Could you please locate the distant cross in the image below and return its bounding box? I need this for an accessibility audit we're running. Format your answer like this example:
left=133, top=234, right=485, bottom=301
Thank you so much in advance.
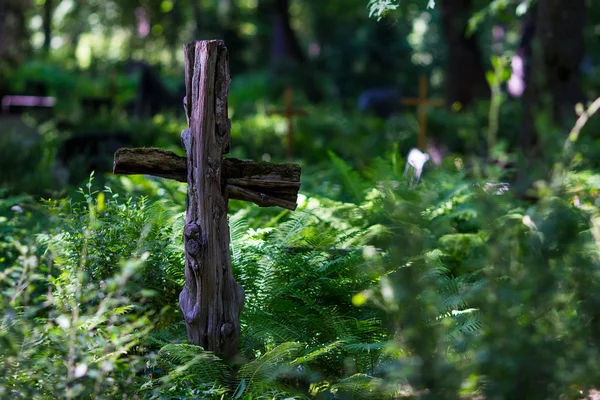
left=113, top=40, right=301, bottom=360
left=401, top=74, right=445, bottom=151
left=268, top=85, right=308, bottom=159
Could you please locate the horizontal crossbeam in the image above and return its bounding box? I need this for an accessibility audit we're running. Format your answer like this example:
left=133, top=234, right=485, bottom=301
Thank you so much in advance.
left=401, top=98, right=445, bottom=107
left=113, top=147, right=301, bottom=210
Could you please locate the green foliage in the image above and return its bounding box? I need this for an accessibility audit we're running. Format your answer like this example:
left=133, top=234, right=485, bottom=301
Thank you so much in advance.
left=231, top=204, right=386, bottom=357
left=39, top=177, right=185, bottom=328
left=0, top=191, right=155, bottom=399
left=0, top=118, right=60, bottom=196
left=3, top=0, right=600, bottom=398
left=2, top=144, right=600, bottom=399
left=367, top=0, right=436, bottom=21
left=142, top=193, right=390, bottom=398
left=467, top=0, right=534, bottom=35
left=339, top=154, right=600, bottom=398
left=0, top=192, right=36, bottom=266
left=5, top=60, right=138, bottom=114
left=367, top=0, right=400, bottom=21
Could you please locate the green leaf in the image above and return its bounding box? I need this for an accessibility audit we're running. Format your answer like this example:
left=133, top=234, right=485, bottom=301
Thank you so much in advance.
left=233, top=378, right=247, bottom=399
left=486, top=71, right=497, bottom=87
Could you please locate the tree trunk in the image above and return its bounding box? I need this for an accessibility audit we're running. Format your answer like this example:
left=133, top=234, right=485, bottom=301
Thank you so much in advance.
left=536, top=0, right=585, bottom=125
left=267, top=0, right=305, bottom=67
left=514, top=0, right=585, bottom=196
left=0, top=0, right=30, bottom=68
left=43, top=0, right=53, bottom=54
left=520, top=0, right=585, bottom=156
left=179, top=41, right=244, bottom=360
left=517, top=9, right=538, bottom=155
left=260, top=0, right=323, bottom=101
left=439, top=0, right=490, bottom=108
left=0, top=0, right=5, bottom=63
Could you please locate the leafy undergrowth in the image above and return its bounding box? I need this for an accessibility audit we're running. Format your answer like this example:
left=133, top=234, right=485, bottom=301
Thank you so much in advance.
left=1, top=149, right=600, bottom=398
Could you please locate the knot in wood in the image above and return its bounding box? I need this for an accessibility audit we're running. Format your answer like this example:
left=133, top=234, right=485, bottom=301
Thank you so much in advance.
left=184, top=222, right=204, bottom=257
left=185, top=238, right=202, bottom=257
left=221, top=322, right=234, bottom=337
left=184, top=222, right=201, bottom=239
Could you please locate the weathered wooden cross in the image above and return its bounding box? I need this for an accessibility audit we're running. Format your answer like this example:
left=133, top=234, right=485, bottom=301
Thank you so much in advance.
left=401, top=74, right=445, bottom=151
left=113, top=40, right=301, bottom=360
left=268, top=85, right=308, bottom=159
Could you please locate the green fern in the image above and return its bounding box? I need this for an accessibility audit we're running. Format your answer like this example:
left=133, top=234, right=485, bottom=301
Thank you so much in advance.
left=328, top=373, right=390, bottom=399
left=158, top=344, right=231, bottom=383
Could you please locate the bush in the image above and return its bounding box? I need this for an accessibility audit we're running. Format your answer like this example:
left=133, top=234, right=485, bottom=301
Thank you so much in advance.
left=40, top=178, right=185, bottom=328
left=0, top=188, right=155, bottom=399
left=348, top=156, right=600, bottom=399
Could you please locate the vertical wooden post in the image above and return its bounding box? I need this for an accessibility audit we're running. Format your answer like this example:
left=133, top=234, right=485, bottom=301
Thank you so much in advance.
left=268, top=85, right=308, bottom=160
left=417, top=75, right=428, bottom=151
left=179, top=40, right=244, bottom=360
left=401, top=75, right=445, bottom=151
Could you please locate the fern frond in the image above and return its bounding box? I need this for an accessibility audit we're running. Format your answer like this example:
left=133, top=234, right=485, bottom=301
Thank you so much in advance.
left=328, top=373, right=388, bottom=400
left=157, top=343, right=231, bottom=385
left=328, top=151, right=370, bottom=203
left=272, top=212, right=314, bottom=246
left=145, top=322, right=187, bottom=348
left=229, top=210, right=251, bottom=244
left=292, top=340, right=345, bottom=366
left=238, top=342, right=302, bottom=387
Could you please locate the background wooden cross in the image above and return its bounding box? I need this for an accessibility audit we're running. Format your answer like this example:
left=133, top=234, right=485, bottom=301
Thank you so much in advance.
left=113, top=40, right=301, bottom=360
left=268, top=85, right=309, bottom=159
left=401, top=74, right=445, bottom=151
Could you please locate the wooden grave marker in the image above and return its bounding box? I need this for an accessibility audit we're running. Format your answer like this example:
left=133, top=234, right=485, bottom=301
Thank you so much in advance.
left=268, top=85, right=308, bottom=159
left=113, top=40, right=301, bottom=360
left=401, top=74, right=445, bottom=151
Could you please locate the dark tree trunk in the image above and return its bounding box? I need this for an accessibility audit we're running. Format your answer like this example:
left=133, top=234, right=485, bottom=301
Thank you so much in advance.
left=538, top=0, right=586, bottom=122
left=535, top=0, right=585, bottom=124
left=268, top=0, right=305, bottom=66
left=439, top=0, right=490, bottom=108
left=520, top=0, right=585, bottom=156
left=43, top=0, right=53, bottom=54
left=0, top=0, right=4, bottom=32
left=0, top=0, right=30, bottom=68
left=0, top=0, right=5, bottom=62
left=515, top=0, right=585, bottom=196
left=518, top=9, right=538, bottom=155
left=260, top=0, right=323, bottom=101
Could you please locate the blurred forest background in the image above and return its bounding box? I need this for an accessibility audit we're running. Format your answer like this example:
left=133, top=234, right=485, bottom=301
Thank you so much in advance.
left=1, top=0, right=600, bottom=399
